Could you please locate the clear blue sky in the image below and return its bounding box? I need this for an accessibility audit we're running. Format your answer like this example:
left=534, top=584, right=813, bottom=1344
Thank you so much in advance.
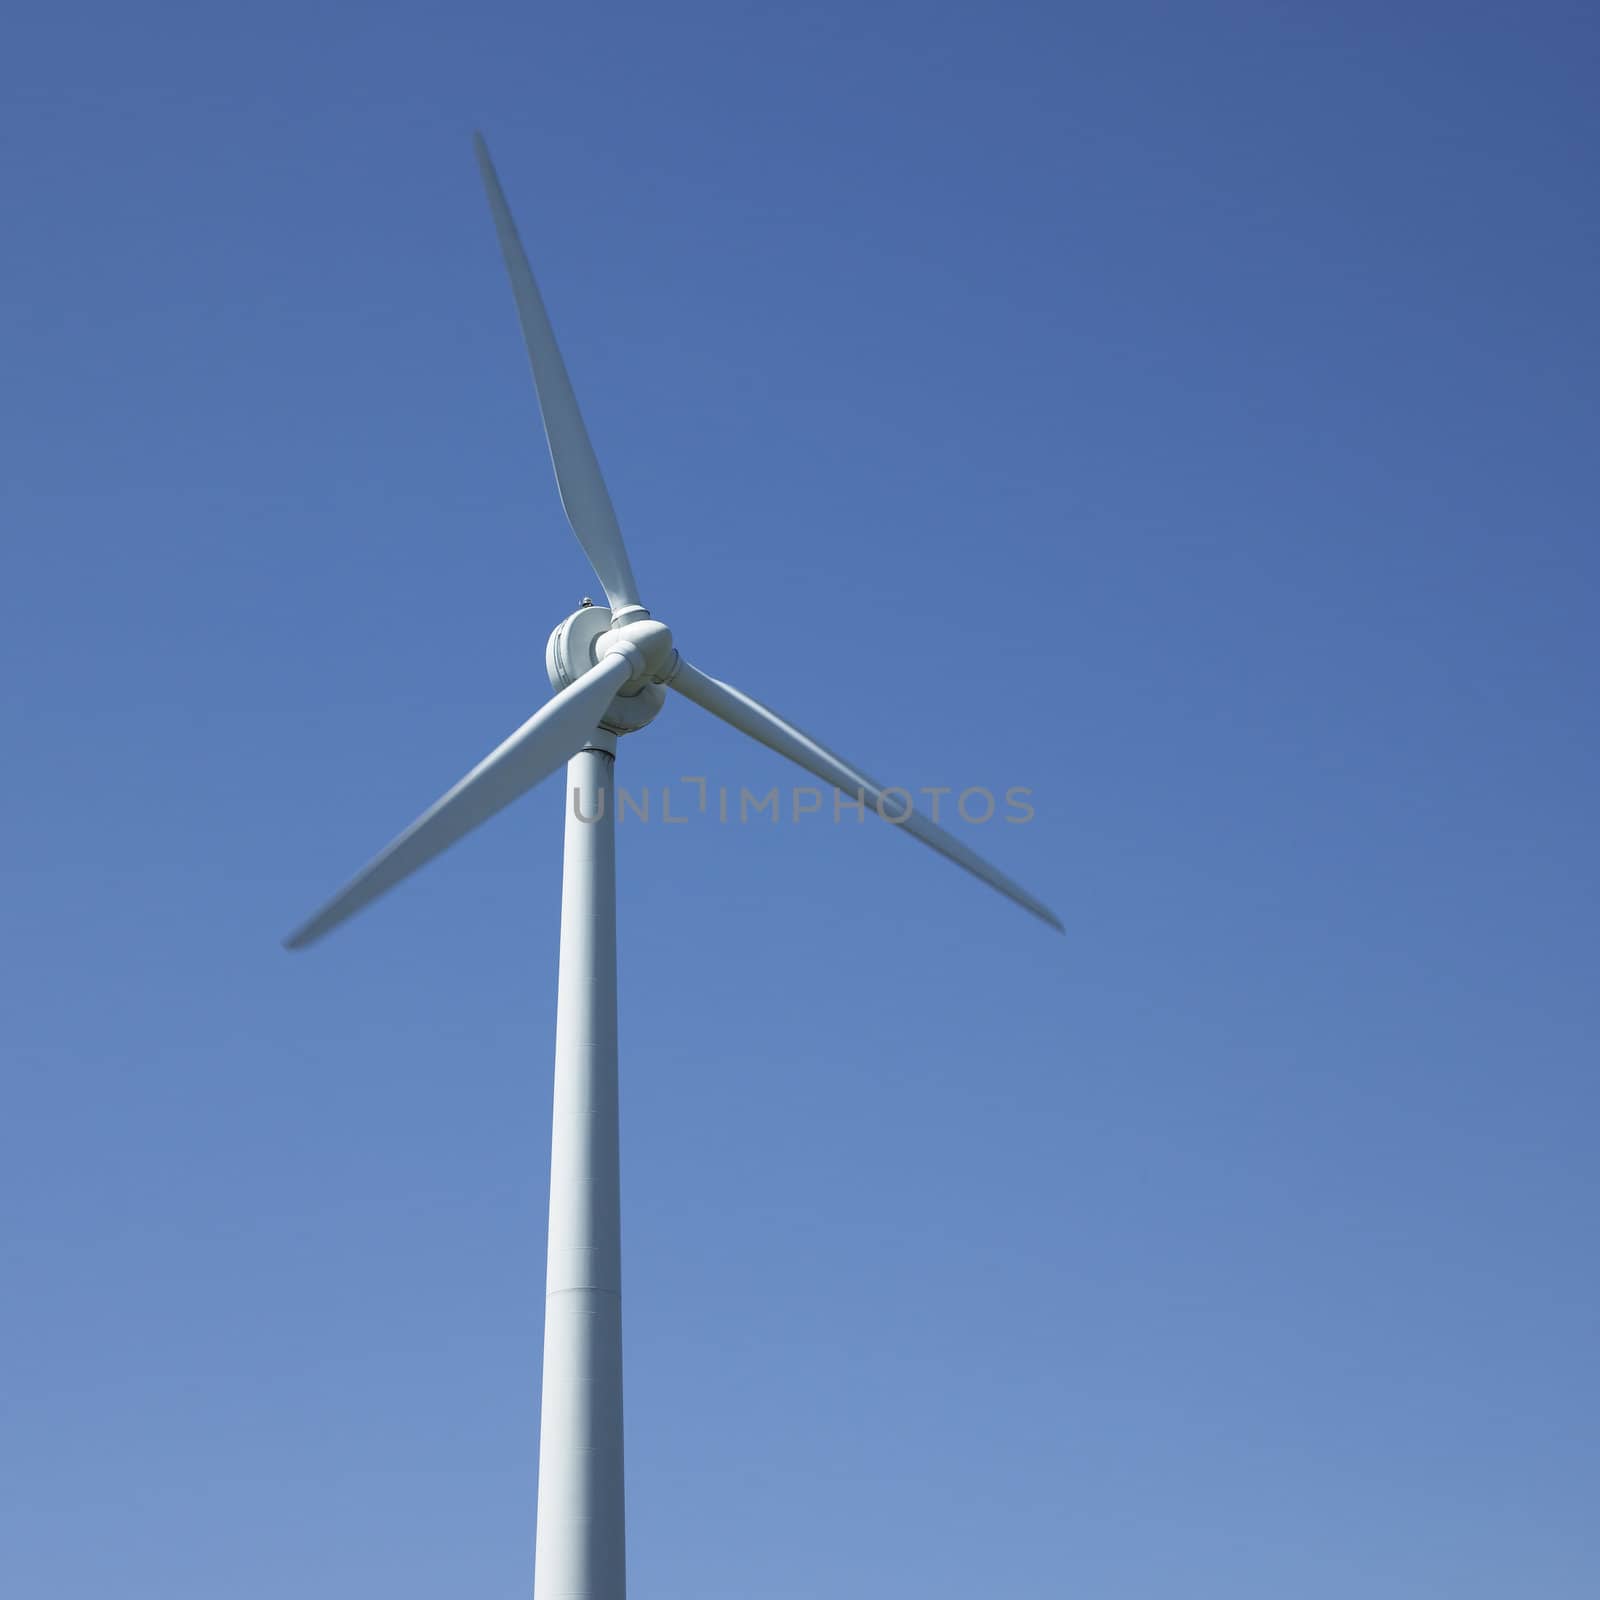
left=4, top=3, right=1596, bottom=1595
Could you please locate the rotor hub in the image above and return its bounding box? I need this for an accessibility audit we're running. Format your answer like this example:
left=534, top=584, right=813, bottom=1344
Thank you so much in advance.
left=546, top=604, right=673, bottom=736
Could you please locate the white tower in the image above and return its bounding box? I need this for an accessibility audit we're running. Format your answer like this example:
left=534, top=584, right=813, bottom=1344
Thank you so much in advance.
left=536, top=738, right=626, bottom=1599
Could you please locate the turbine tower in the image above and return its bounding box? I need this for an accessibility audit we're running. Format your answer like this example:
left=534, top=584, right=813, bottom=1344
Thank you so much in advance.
left=286, top=133, right=1061, bottom=1600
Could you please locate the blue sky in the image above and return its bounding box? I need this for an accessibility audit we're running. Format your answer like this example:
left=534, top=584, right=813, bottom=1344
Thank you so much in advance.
left=4, top=2, right=1596, bottom=1595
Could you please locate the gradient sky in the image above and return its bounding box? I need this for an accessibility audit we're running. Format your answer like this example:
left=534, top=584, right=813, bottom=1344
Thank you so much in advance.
left=4, top=3, right=1597, bottom=1596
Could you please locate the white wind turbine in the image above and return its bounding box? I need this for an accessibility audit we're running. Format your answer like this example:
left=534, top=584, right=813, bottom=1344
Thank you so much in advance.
left=286, top=133, right=1061, bottom=1600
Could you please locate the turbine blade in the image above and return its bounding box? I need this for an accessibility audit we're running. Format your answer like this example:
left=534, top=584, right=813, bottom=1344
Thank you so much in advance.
left=667, top=658, right=1063, bottom=932
left=285, top=654, right=633, bottom=950
left=473, top=132, right=642, bottom=612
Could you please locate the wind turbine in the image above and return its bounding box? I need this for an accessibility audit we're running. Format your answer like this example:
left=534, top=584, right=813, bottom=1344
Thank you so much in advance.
left=286, top=133, right=1061, bottom=1600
